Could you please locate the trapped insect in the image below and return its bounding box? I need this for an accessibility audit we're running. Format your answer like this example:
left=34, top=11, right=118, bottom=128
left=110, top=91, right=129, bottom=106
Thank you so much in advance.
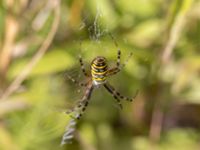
left=61, top=37, right=138, bottom=145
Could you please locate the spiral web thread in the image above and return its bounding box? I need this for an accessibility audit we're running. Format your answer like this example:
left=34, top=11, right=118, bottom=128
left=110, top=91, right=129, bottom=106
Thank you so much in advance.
left=61, top=117, right=77, bottom=145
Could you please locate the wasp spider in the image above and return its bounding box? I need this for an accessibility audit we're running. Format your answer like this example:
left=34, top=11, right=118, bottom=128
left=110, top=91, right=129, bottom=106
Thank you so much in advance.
left=61, top=38, right=138, bottom=145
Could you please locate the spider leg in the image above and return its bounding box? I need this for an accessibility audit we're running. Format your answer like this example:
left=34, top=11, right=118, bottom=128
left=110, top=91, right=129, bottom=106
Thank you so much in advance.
left=62, top=83, right=93, bottom=145
left=66, top=74, right=88, bottom=87
left=104, top=82, right=138, bottom=102
left=79, top=55, right=90, bottom=77
left=106, top=67, right=120, bottom=76
left=106, top=34, right=133, bottom=77
left=121, top=52, right=133, bottom=68
left=106, top=52, right=133, bottom=76
left=73, top=82, right=94, bottom=120
left=108, top=33, right=121, bottom=67
left=104, top=82, right=123, bottom=109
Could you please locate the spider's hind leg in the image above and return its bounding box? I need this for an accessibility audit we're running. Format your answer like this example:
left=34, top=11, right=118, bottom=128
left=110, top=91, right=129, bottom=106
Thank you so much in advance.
left=104, top=82, right=138, bottom=105
left=104, top=82, right=123, bottom=109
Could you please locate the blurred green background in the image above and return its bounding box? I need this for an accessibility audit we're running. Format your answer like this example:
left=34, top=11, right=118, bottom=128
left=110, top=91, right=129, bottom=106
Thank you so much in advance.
left=0, top=0, right=200, bottom=150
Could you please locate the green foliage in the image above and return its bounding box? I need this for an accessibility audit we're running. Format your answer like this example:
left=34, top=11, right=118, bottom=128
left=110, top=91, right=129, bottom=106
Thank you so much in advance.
left=0, top=0, right=200, bottom=150
left=8, top=49, right=74, bottom=79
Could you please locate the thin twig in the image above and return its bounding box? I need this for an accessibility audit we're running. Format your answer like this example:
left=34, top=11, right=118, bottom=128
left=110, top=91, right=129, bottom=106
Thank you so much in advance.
left=0, top=0, right=61, bottom=101
left=161, top=14, right=185, bottom=65
left=161, top=0, right=194, bottom=65
left=0, top=0, right=19, bottom=76
left=149, top=103, right=163, bottom=142
left=0, top=99, right=29, bottom=116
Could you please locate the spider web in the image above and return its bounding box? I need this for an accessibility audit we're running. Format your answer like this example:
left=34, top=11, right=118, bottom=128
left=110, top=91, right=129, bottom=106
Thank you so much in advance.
left=61, top=9, right=119, bottom=145
left=61, top=12, right=103, bottom=145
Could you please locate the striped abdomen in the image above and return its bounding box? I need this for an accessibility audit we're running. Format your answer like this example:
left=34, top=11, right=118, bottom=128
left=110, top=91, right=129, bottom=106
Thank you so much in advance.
left=91, top=56, right=108, bottom=85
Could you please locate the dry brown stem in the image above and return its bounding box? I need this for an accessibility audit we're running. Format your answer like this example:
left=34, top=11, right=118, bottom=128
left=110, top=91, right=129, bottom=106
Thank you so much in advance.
left=0, top=0, right=61, bottom=101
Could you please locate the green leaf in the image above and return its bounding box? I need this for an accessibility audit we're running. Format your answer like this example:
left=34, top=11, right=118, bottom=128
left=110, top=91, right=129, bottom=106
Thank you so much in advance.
left=8, top=49, right=75, bottom=79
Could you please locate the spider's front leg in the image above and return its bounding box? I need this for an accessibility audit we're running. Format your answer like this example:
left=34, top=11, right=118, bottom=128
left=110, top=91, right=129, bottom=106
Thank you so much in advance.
left=62, top=82, right=93, bottom=145
left=106, top=49, right=121, bottom=76
left=71, top=82, right=94, bottom=120
left=106, top=35, right=133, bottom=77
left=106, top=51, right=133, bottom=76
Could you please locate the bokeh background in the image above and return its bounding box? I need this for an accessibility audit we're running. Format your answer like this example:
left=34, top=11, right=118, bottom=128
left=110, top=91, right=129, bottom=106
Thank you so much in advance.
left=0, top=0, right=200, bottom=150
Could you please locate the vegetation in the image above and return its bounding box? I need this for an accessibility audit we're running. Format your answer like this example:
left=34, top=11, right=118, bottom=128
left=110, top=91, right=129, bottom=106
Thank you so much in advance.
left=0, top=0, right=200, bottom=150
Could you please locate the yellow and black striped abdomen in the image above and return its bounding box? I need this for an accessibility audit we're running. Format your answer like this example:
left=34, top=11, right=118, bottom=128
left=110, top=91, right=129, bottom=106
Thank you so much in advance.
left=91, top=56, right=108, bottom=85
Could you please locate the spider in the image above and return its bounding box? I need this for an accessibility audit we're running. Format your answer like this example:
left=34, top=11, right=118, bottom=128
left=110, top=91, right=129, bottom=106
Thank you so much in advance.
left=61, top=37, right=138, bottom=145
left=66, top=38, right=138, bottom=120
